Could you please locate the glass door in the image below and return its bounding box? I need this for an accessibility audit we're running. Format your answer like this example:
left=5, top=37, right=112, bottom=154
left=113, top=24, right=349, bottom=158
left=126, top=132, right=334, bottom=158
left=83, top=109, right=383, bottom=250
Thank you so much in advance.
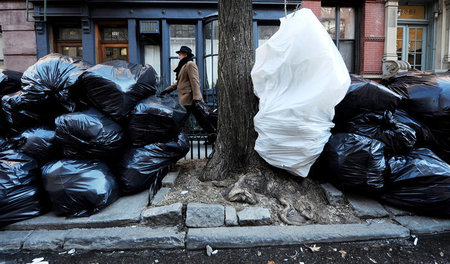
left=397, top=25, right=426, bottom=70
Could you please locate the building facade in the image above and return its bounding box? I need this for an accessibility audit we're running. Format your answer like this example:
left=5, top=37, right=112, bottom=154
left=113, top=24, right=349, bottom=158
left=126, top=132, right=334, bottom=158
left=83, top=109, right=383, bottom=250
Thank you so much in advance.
left=0, top=0, right=449, bottom=84
left=302, top=0, right=450, bottom=78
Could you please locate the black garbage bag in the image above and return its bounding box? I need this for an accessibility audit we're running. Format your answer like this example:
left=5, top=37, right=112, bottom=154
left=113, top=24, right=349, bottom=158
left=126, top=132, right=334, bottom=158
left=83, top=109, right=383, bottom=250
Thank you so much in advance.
left=2, top=91, right=56, bottom=134
left=42, top=159, right=119, bottom=217
left=334, top=75, right=402, bottom=123
left=55, top=108, right=124, bottom=159
left=21, top=53, right=91, bottom=112
left=11, top=128, right=58, bottom=164
left=193, top=100, right=217, bottom=134
left=323, top=133, right=387, bottom=192
left=0, top=69, right=22, bottom=96
left=0, top=136, right=12, bottom=151
left=80, top=61, right=157, bottom=121
left=128, top=95, right=186, bottom=146
left=382, top=71, right=450, bottom=162
left=118, top=133, right=190, bottom=194
left=392, top=109, right=438, bottom=150
left=0, top=150, right=45, bottom=227
left=338, top=111, right=416, bottom=155
left=380, top=148, right=450, bottom=217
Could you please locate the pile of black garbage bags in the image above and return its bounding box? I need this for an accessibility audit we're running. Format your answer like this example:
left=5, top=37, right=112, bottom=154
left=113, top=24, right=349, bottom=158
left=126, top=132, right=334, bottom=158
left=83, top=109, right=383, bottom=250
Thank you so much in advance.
left=317, top=72, right=450, bottom=217
left=0, top=54, right=189, bottom=226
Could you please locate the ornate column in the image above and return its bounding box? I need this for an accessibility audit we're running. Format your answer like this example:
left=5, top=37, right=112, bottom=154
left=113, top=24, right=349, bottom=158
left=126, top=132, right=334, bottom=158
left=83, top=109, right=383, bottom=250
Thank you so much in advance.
left=382, top=0, right=407, bottom=77
left=443, top=0, right=450, bottom=69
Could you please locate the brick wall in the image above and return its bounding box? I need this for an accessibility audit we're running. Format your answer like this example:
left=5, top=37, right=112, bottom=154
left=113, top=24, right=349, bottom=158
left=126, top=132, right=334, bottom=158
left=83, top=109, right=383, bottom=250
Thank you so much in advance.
left=0, top=1, right=37, bottom=72
left=301, top=0, right=321, bottom=20
left=360, top=1, right=385, bottom=76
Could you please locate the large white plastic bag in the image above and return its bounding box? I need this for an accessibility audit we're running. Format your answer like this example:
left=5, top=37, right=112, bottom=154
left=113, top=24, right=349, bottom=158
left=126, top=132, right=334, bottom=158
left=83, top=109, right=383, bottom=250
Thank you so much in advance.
left=251, top=9, right=350, bottom=177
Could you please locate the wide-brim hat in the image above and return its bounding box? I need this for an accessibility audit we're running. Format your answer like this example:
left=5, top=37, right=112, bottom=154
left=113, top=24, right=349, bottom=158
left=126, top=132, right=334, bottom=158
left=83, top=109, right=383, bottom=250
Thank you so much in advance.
left=176, top=46, right=194, bottom=56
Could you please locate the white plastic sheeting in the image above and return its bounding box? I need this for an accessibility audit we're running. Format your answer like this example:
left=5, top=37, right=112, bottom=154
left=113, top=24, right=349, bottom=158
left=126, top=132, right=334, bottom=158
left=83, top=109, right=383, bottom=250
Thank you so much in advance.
left=251, top=9, right=350, bottom=177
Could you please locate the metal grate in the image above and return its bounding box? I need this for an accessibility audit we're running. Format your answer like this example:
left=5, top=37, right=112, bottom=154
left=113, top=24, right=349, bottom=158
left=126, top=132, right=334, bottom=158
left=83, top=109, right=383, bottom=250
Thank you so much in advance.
left=140, top=20, right=160, bottom=34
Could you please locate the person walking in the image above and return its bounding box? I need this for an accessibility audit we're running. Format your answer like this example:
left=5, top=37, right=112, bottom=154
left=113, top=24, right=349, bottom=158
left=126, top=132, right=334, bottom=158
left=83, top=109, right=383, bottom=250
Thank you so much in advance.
left=160, top=46, right=216, bottom=142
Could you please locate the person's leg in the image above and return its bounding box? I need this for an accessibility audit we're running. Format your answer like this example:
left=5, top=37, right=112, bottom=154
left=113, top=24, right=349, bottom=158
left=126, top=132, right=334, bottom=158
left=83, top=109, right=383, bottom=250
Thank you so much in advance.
left=181, top=105, right=193, bottom=133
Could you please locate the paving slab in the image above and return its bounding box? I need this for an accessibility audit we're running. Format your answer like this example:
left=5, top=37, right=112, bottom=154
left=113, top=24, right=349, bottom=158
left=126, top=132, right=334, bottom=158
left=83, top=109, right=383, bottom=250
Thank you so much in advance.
left=347, top=194, right=389, bottom=218
left=141, top=203, right=183, bottom=226
left=150, top=187, right=171, bottom=206
left=186, top=203, right=224, bottom=228
left=394, top=216, right=450, bottom=234
left=237, top=207, right=272, bottom=226
left=225, top=206, right=238, bottom=226
left=186, top=223, right=410, bottom=249
left=383, top=205, right=412, bottom=216
left=0, top=230, right=33, bottom=251
left=64, top=227, right=185, bottom=250
left=320, top=183, right=345, bottom=205
left=4, top=191, right=148, bottom=230
left=162, top=170, right=180, bottom=187
left=22, top=230, right=68, bottom=250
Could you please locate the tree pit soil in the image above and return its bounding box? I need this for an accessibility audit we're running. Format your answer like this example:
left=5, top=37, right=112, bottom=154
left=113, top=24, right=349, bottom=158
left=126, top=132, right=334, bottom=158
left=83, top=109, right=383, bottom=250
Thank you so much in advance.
left=156, top=160, right=363, bottom=226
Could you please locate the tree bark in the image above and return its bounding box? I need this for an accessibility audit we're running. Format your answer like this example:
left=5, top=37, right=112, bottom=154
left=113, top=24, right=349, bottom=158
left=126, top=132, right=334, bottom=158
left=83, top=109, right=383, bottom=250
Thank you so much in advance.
left=201, top=0, right=262, bottom=181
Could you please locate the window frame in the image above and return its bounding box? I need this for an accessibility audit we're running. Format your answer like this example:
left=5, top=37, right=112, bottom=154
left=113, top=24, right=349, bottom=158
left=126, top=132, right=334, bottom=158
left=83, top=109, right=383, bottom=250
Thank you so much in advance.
left=321, top=2, right=360, bottom=74
left=53, top=25, right=83, bottom=59
left=95, top=21, right=129, bottom=63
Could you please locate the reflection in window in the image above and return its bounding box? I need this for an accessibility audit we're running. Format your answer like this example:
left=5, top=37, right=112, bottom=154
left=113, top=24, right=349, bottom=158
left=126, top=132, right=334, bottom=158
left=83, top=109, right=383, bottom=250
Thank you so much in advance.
left=169, top=24, right=196, bottom=84
left=62, top=46, right=83, bottom=58
left=101, top=27, right=128, bottom=41
left=55, top=26, right=83, bottom=59
left=104, top=47, right=128, bottom=61
left=203, top=20, right=218, bottom=107
left=321, top=6, right=356, bottom=73
left=258, top=25, right=279, bottom=46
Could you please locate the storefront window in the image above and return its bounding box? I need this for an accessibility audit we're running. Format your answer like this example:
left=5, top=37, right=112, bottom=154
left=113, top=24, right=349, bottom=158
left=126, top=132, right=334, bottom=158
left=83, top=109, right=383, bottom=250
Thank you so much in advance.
left=97, top=23, right=128, bottom=63
left=169, top=24, right=196, bottom=84
left=321, top=6, right=356, bottom=73
left=258, top=25, right=279, bottom=46
left=55, top=26, right=83, bottom=58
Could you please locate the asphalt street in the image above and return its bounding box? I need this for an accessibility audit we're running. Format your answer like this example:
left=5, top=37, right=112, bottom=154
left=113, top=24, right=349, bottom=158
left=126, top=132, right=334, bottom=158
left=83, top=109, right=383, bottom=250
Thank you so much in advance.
left=1, top=234, right=449, bottom=264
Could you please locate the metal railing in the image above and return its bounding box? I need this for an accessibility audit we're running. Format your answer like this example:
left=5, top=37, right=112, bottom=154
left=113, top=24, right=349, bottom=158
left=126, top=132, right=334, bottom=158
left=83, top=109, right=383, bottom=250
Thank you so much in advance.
left=185, top=133, right=214, bottom=160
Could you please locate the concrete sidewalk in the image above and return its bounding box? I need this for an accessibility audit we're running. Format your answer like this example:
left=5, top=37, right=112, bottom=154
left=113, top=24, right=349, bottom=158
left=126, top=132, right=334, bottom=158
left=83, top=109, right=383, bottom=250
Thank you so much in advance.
left=1, top=171, right=449, bottom=252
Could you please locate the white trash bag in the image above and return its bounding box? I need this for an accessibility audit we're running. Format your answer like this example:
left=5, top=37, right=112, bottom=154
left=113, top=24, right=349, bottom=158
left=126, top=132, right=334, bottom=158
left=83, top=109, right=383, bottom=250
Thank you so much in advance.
left=251, top=9, right=350, bottom=177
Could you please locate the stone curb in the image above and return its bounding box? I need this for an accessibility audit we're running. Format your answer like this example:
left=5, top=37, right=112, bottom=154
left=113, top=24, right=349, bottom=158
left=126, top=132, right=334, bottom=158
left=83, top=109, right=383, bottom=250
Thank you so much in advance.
left=186, top=223, right=410, bottom=250
left=0, top=227, right=185, bottom=252
left=2, top=220, right=449, bottom=252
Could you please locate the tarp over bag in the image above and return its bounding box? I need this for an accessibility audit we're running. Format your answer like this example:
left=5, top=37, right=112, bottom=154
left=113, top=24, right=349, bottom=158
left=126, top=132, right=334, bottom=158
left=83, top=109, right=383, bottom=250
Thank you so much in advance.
left=80, top=61, right=157, bottom=121
left=380, top=148, right=450, bottom=217
left=0, top=150, right=45, bottom=227
left=41, top=159, right=119, bottom=217
left=118, top=133, right=190, bottom=194
left=251, top=9, right=350, bottom=177
left=128, top=95, right=186, bottom=146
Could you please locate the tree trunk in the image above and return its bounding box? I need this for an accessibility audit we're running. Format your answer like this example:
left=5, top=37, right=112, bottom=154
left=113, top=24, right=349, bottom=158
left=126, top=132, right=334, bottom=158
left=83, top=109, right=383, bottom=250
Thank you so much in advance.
left=201, top=0, right=263, bottom=181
